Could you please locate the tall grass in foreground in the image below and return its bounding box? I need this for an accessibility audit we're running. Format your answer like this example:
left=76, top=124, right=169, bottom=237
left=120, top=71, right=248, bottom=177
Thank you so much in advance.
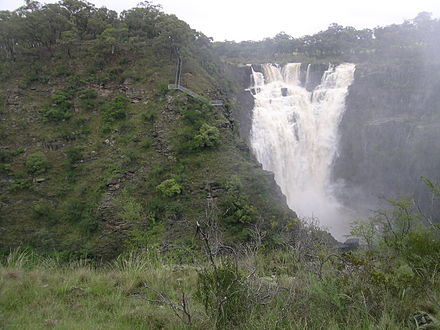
left=1, top=243, right=439, bottom=329
left=2, top=194, right=440, bottom=329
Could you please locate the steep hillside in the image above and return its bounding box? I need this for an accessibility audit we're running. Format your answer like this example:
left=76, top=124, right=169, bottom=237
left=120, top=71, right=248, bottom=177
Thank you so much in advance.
left=0, top=1, right=299, bottom=260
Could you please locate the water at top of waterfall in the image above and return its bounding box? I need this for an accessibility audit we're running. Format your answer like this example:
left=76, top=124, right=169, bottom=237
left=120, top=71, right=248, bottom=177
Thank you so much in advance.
left=250, top=63, right=355, bottom=240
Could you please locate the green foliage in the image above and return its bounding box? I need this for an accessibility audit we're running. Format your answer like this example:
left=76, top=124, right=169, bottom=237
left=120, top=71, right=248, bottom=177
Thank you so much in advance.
left=156, top=178, right=182, bottom=197
left=0, top=92, right=5, bottom=113
left=41, top=90, right=73, bottom=122
left=98, top=27, right=128, bottom=55
left=127, top=217, right=166, bottom=248
left=67, top=75, right=85, bottom=91
left=222, top=180, right=256, bottom=225
left=78, top=88, right=99, bottom=111
left=66, top=146, right=83, bottom=164
left=25, top=152, right=49, bottom=175
left=61, top=198, right=98, bottom=233
left=157, top=81, right=169, bottom=95
left=193, top=123, right=220, bottom=149
left=140, top=136, right=152, bottom=150
left=196, top=259, right=251, bottom=328
left=142, top=109, right=157, bottom=122
left=402, top=229, right=440, bottom=271
left=65, top=146, right=83, bottom=181
left=10, top=177, right=32, bottom=192
left=0, top=147, right=24, bottom=173
left=373, top=197, right=422, bottom=252
left=117, top=190, right=144, bottom=223
left=421, top=176, right=440, bottom=198
left=101, top=96, right=129, bottom=123
left=349, top=219, right=379, bottom=249
left=32, top=202, right=57, bottom=224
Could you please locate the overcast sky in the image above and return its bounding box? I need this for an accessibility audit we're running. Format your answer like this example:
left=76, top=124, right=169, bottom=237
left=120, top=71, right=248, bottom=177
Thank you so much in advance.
left=2, top=0, right=440, bottom=41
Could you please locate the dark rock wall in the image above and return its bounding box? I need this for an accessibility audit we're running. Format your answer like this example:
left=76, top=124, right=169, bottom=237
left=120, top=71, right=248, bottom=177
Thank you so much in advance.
left=230, top=65, right=255, bottom=142
left=333, top=61, right=440, bottom=215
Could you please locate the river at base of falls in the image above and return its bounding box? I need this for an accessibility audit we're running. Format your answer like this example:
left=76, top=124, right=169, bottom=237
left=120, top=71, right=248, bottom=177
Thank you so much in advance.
left=250, top=63, right=356, bottom=240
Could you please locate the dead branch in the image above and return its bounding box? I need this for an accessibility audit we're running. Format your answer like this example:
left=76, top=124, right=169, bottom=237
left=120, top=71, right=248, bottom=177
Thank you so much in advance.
left=130, top=283, right=192, bottom=325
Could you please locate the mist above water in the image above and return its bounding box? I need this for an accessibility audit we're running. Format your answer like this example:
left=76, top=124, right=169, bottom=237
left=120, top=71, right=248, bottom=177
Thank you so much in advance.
left=250, top=63, right=356, bottom=240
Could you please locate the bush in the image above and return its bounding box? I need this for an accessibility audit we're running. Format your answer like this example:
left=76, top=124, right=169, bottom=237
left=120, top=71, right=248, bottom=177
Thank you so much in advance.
left=193, top=123, right=220, bottom=149
left=67, top=75, right=85, bottom=90
left=143, top=109, right=157, bottom=122
left=156, top=179, right=182, bottom=197
left=25, top=152, right=49, bottom=175
left=62, top=198, right=98, bottom=233
left=41, top=90, right=73, bottom=122
left=196, top=259, right=251, bottom=328
left=222, top=181, right=256, bottom=225
left=78, top=88, right=99, bottom=111
left=32, top=203, right=57, bottom=223
left=66, top=146, right=83, bottom=164
left=101, top=96, right=129, bottom=123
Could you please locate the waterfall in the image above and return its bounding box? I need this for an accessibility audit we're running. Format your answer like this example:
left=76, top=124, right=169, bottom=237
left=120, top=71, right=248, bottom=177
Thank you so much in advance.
left=305, top=63, right=311, bottom=89
left=250, top=62, right=356, bottom=239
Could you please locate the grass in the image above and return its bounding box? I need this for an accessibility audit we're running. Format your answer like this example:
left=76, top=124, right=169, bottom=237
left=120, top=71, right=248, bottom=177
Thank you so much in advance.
left=2, top=218, right=440, bottom=330
left=1, top=249, right=200, bottom=329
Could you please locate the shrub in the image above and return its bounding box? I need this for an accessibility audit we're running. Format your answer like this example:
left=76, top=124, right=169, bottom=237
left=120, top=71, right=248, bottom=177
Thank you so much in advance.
left=62, top=198, right=98, bottom=233
left=41, top=90, right=73, bottom=122
left=32, top=203, right=57, bottom=223
left=143, top=109, right=157, bottom=122
left=196, top=259, right=251, bottom=328
left=193, top=123, right=220, bottom=149
left=222, top=181, right=256, bottom=225
left=10, top=177, right=32, bottom=191
left=0, top=147, right=24, bottom=173
left=67, top=75, right=85, bottom=91
left=156, top=179, right=182, bottom=197
left=101, top=96, right=129, bottom=123
left=78, top=88, right=99, bottom=111
left=66, top=146, right=83, bottom=164
left=25, top=152, right=49, bottom=175
left=118, top=198, right=144, bottom=223
left=157, top=81, right=169, bottom=95
left=140, top=136, right=152, bottom=150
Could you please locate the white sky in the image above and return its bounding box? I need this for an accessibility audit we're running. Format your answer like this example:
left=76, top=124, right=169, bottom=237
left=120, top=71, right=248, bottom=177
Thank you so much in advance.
left=1, top=0, right=440, bottom=41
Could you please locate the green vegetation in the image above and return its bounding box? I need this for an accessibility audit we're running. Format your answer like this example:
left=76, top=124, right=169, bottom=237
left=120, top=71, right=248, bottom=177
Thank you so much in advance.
left=2, top=194, right=440, bottom=329
left=0, top=0, right=257, bottom=260
left=156, top=179, right=182, bottom=197
left=1, top=1, right=440, bottom=328
left=25, top=151, right=49, bottom=175
left=101, top=96, right=129, bottom=123
left=214, top=12, right=440, bottom=64
left=41, top=90, right=73, bottom=122
left=193, top=123, right=220, bottom=149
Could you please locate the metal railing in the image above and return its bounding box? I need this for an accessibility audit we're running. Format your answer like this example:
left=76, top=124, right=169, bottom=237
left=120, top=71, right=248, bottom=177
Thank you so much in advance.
left=168, top=84, right=224, bottom=106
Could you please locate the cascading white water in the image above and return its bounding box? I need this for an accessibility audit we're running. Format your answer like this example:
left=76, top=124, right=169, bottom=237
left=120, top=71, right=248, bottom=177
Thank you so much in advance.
left=250, top=63, right=356, bottom=239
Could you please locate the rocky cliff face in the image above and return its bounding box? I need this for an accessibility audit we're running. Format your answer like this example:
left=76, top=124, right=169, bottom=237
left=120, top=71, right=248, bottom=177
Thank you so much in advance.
left=333, top=61, right=440, bottom=215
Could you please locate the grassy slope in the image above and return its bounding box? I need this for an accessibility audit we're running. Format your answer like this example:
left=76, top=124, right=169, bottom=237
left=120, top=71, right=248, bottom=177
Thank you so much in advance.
left=2, top=246, right=439, bottom=329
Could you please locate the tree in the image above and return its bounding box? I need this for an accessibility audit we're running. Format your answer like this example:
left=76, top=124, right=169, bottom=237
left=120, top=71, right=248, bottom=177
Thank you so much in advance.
left=98, top=26, right=128, bottom=54
left=120, top=2, right=162, bottom=40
